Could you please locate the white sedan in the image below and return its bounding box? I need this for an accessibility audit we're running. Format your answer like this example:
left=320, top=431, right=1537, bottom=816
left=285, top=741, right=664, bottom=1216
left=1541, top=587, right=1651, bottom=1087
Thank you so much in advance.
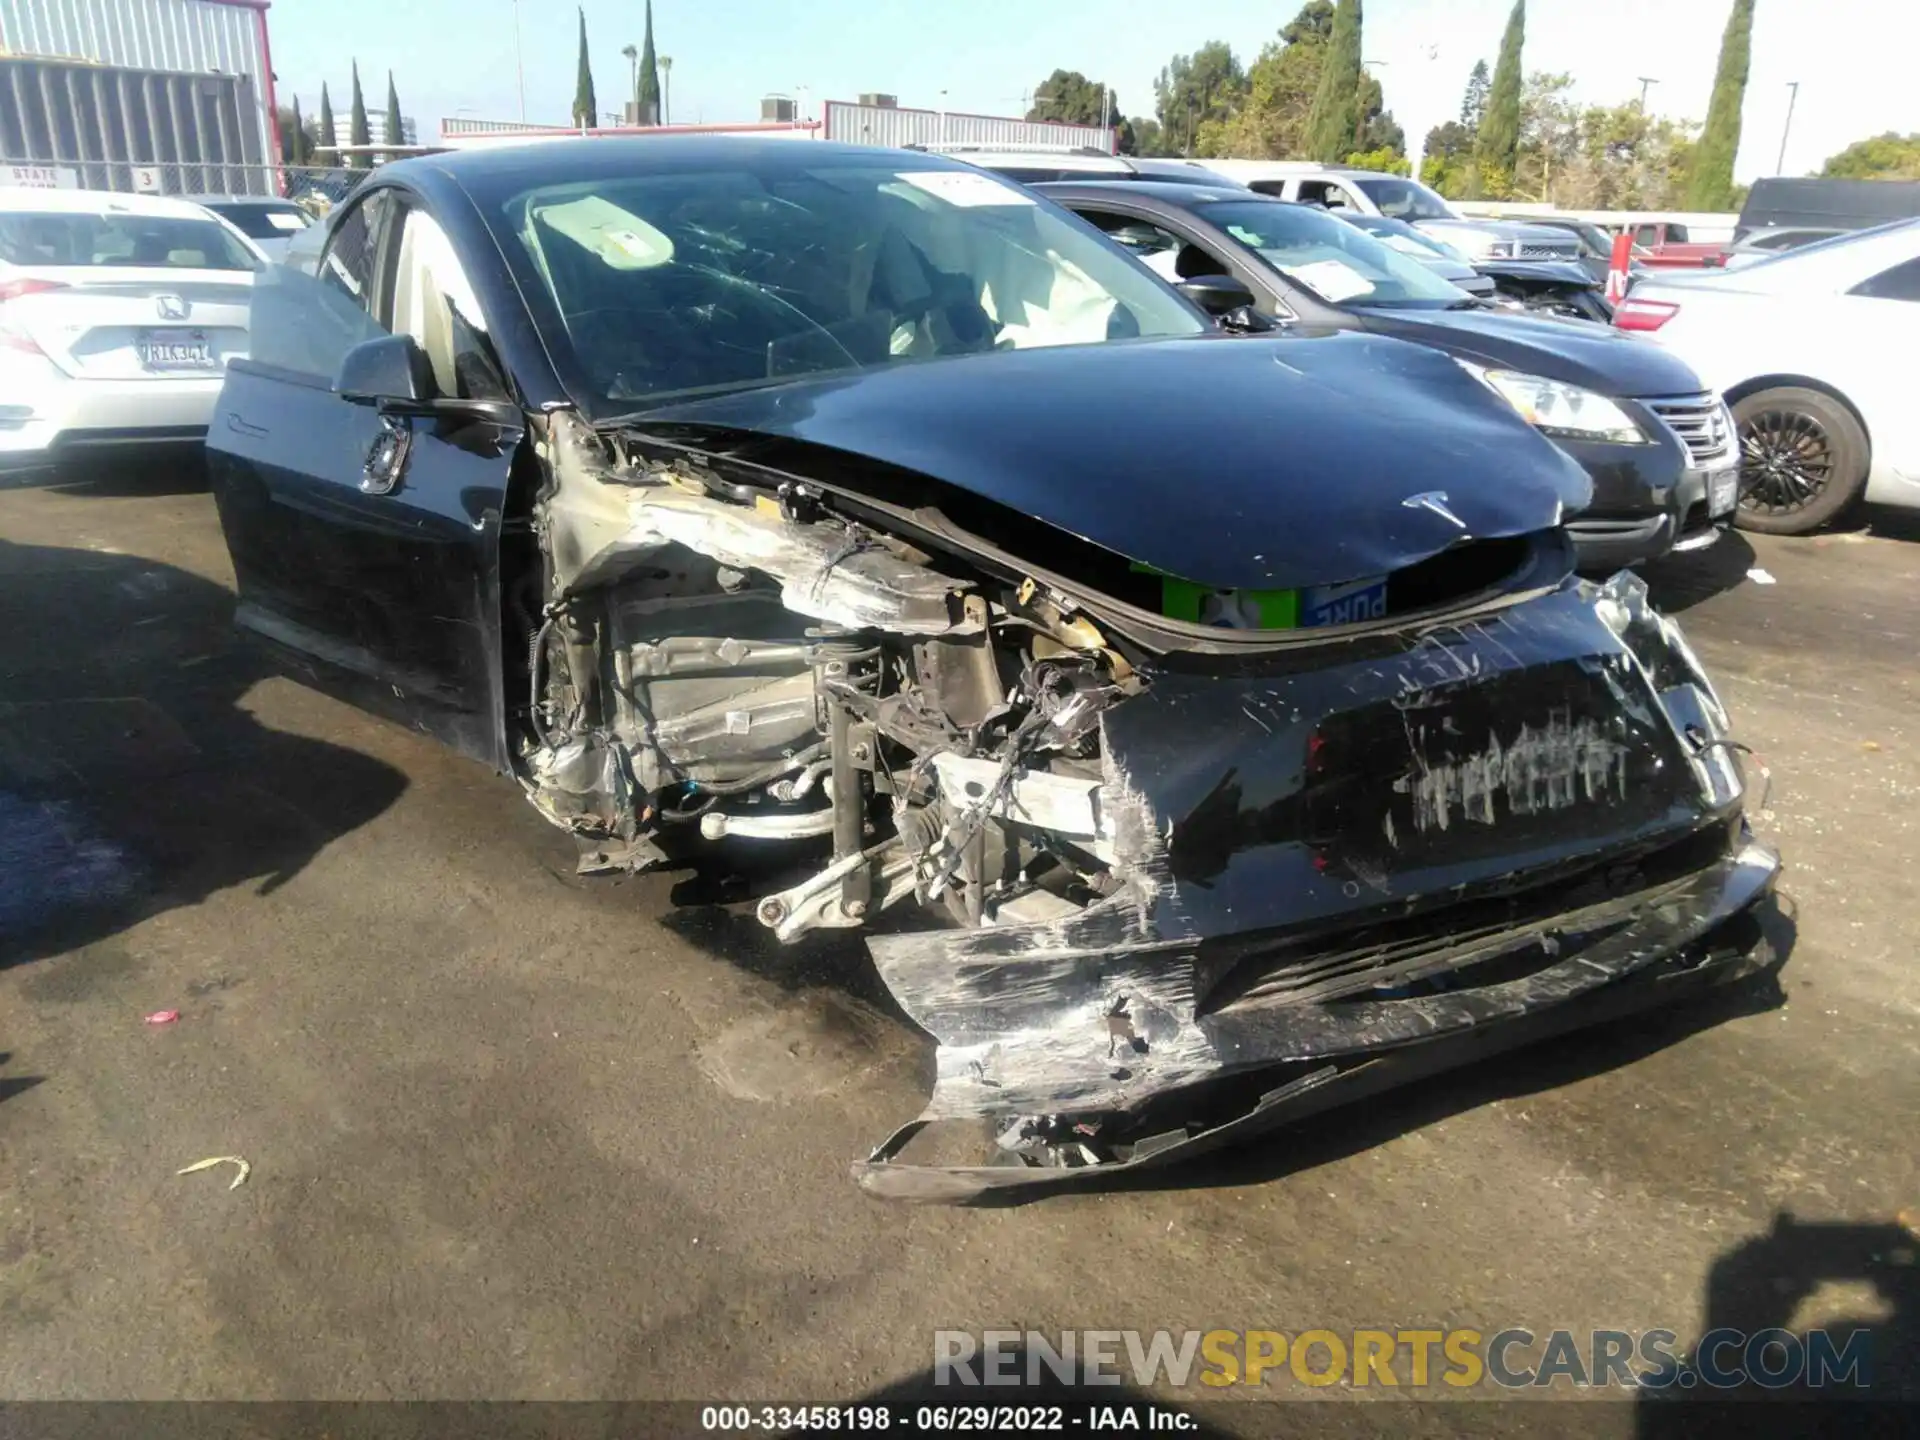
left=1615, top=219, right=1920, bottom=534
left=0, top=188, right=263, bottom=473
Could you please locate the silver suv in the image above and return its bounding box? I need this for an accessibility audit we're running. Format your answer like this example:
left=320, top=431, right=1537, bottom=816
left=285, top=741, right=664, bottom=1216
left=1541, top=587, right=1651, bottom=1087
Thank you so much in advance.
left=1201, top=162, right=1581, bottom=263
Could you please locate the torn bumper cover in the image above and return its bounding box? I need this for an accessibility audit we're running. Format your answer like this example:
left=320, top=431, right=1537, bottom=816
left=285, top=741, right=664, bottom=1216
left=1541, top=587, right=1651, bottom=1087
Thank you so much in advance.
left=854, top=575, right=1781, bottom=1201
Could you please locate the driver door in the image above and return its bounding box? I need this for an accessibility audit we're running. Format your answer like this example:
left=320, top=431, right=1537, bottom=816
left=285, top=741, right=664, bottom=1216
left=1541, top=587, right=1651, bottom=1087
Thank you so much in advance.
left=207, top=188, right=524, bottom=769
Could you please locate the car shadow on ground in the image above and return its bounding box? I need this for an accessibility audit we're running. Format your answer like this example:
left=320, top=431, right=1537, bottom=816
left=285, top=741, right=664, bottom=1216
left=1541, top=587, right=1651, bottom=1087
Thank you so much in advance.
left=1859, top=503, right=1920, bottom=545
left=0, top=535, right=407, bottom=973
left=0, top=452, right=211, bottom=499
left=1636, top=529, right=1759, bottom=614
left=0, top=1051, right=44, bottom=1107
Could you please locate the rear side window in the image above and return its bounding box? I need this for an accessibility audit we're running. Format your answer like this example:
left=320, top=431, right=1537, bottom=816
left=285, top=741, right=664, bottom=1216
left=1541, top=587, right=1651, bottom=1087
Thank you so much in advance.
left=247, top=191, right=395, bottom=383
left=1850, top=255, right=1920, bottom=302
left=0, top=211, right=258, bottom=270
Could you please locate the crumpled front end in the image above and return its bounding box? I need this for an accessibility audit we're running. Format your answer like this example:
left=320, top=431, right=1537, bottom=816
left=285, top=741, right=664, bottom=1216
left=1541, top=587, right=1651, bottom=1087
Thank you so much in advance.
left=514, top=416, right=1776, bottom=1202
left=854, top=574, right=1779, bottom=1200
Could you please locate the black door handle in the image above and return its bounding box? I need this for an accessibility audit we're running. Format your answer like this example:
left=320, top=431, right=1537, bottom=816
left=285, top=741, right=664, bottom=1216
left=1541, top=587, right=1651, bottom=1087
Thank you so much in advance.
left=225, top=412, right=268, bottom=438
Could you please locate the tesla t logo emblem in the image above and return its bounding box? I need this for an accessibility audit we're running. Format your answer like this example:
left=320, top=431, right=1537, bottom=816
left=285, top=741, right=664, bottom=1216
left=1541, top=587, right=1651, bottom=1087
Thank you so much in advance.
left=154, top=294, right=190, bottom=320
left=1402, top=491, right=1467, bottom=530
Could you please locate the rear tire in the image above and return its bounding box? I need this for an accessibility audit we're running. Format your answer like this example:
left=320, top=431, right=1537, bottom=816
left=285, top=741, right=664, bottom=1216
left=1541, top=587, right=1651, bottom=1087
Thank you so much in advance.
left=1731, top=386, right=1868, bottom=536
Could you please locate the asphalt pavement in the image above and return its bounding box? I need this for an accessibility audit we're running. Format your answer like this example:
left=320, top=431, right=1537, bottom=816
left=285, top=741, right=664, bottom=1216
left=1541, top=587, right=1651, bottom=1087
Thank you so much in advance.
left=0, top=466, right=1914, bottom=1424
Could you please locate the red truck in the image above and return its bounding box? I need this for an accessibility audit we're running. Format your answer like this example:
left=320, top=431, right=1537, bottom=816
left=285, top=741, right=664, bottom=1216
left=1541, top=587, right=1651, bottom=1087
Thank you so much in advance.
left=1624, top=220, right=1727, bottom=268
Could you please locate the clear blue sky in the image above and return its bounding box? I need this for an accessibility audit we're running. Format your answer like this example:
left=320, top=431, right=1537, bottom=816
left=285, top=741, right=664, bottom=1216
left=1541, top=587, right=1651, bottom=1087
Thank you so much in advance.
left=268, top=0, right=1917, bottom=181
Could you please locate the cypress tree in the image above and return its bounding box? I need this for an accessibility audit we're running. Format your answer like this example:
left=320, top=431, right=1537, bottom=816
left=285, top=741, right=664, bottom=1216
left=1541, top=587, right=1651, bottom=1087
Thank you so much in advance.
left=384, top=72, right=405, bottom=158
left=289, top=96, right=309, bottom=165
left=317, top=84, right=336, bottom=155
left=572, top=8, right=598, bottom=129
left=636, top=0, right=662, bottom=125
left=348, top=62, right=371, bottom=170
left=1473, top=0, right=1525, bottom=197
left=1303, top=0, right=1363, bottom=162
left=1687, top=0, right=1754, bottom=209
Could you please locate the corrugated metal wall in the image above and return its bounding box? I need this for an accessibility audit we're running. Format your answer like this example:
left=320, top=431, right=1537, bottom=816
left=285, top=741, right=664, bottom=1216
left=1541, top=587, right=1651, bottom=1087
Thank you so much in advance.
left=822, top=101, right=1113, bottom=154
left=0, top=0, right=272, bottom=166
left=1, top=56, right=265, bottom=190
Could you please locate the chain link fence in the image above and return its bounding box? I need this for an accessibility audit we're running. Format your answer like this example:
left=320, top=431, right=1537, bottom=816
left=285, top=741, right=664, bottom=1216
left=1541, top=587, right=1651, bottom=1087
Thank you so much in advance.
left=4, top=158, right=379, bottom=219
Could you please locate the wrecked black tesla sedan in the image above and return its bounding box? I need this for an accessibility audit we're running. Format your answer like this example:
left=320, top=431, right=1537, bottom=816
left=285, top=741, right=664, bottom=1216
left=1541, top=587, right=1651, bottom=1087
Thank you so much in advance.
left=206, top=138, right=1779, bottom=1202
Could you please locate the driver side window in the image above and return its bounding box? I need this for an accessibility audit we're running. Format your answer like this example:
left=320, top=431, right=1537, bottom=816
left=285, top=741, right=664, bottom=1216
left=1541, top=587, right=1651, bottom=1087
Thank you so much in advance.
left=247, top=191, right=394, bottom=384
left=1081, top=209, right=1191, bottom=283
left=386, top=206, right=507, bottom=401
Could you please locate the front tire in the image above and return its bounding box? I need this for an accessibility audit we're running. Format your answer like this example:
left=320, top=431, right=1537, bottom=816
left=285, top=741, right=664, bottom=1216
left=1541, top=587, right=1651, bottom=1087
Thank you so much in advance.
left=1731, top=386, right=1869, bottom=535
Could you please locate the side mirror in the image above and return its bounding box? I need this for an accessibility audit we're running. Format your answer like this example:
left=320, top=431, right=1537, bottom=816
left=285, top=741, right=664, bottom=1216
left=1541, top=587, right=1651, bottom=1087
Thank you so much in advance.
left=334, top=333, right=437, bottom=407
left=1176, top=273, right=1258, bottom=318
left=1219, top=305, right=1278, bottom=334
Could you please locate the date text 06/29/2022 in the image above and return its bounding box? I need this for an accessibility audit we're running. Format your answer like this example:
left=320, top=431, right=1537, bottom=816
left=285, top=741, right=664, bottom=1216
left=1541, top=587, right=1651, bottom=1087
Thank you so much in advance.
left=700, top=1404, right=1195, bottom=1431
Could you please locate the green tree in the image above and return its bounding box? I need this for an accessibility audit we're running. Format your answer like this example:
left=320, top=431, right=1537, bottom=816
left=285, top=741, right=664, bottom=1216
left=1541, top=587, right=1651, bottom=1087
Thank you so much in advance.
left=1474, top=0, right=1525, bottom=197
left=1686, top=0, right=1754, bottom=209
left=636, top=0, right=662, bottom=124
left=348, top=61, right=371, bottom=169
left=1217, top=3, right=1330, bottom=160
left=1117, top=116, right=1163, bottom=156
left=1460, top=59, right=1490, bottom=129
left=1303, top=0, right=1363, bottom=162
left=384, top=72, right=404, bottom=159
left=1026, top=69, right=1113, bottom=127
left=1819, top=132, right=1920, bottom=180
left=1421, top=119, right=1475, bottom=195
left=278, top=100, right=312, bottom=165
left=317, top=83, right=336, bottom=155
left=1153, top=42, right=1246, bottom=156
left=1344, top=146, right=1409, bottom=175
left=1353, top=66, right=1403, bottom=157
left=571, top=7, right=598, bottom=129
left=1207, top=0, right=1333, bottom=160
left=1498, top=72, right=1699, bottom=208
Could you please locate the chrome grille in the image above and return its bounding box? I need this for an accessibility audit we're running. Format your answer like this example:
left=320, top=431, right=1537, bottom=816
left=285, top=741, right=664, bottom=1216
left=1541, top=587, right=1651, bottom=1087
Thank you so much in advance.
left=1648, top=393, right=1735, bottom=467
left=1519, top=241, right=1579, bottom=259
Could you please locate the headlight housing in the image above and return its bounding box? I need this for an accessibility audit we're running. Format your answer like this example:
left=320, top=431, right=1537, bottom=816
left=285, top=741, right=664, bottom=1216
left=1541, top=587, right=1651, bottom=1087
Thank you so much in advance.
left=1461, top=363, right=1650, bottom=444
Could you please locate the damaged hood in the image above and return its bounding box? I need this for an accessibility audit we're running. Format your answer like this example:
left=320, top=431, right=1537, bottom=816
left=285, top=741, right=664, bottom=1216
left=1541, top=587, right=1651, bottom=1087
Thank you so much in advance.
left=634, top=332, right=1591, bottom=592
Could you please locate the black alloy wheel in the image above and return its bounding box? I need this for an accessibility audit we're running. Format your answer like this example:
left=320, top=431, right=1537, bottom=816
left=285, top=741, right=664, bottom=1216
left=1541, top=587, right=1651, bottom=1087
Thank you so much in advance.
left=1730, top=386, right=1870, bottom=536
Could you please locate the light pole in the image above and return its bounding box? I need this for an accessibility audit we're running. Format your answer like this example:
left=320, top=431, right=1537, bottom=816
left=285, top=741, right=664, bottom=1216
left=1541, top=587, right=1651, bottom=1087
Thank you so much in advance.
left=1776, top=81, right=1800, bottom=174
left=1636, top=76, right=1659, bottom=110
left=660, top=56, right=672, bottom=126
left=512, top=0, right=526, bottom=122
left=621, top=44, right=638, bottom=121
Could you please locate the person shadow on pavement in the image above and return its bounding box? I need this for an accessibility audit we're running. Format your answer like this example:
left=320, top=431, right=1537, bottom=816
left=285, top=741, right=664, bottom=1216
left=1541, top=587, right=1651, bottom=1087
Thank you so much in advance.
left=0, top=534, right=408, bottom=970
left=1637, top=1212, right=1919, bottom=1438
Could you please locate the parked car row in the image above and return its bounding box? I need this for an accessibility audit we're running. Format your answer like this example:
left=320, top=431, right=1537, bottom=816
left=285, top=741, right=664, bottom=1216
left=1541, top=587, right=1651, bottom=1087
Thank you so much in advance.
left=953, top=150, right=1915, bottom=543
left=188, top=137, right=1779, bottom=1197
